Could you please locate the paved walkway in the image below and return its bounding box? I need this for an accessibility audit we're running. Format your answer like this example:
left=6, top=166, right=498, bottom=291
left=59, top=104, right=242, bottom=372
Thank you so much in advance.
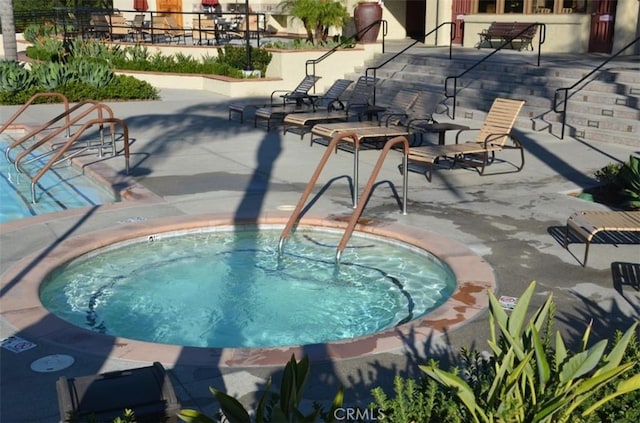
left=1, top=83, right=639, bottom=421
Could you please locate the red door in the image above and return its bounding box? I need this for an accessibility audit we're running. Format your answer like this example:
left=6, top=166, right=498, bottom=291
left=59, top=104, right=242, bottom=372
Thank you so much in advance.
left=451, top=0, right=472, bottom=45
left=588, top=0, right=617, bottom=53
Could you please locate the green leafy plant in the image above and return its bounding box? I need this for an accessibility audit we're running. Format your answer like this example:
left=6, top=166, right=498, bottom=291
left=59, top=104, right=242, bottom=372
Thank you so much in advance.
left=371, top=373, right=467, bottom=422
left=420, top=281, right=640, bottom=423
left=0, top=60, right=34, bottom=93
left=278, top=0, right=350, bottom=45
left=66, top=60, right=115, bottom=88
left=616, top=155, right=640, bottom=209
left=178, top=354, right=343, bottom=423
left=30, top=61, right=70, bottom=90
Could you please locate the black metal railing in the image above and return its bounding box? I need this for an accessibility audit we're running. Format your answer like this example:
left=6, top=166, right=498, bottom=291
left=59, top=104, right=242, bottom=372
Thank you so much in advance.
left=444, top=22, right=546, bottom=119
left=47, top=7, right=267, bottom=46
left=365, top=22, right=456, bottom=106
left=553, top=35, right=640, bottom=140
left=304, top=19, right=387, bottom=92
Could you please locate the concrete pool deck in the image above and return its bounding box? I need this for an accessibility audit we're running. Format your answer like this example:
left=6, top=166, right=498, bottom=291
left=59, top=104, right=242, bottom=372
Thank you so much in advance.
left=1, top=87, right=639, bottom=421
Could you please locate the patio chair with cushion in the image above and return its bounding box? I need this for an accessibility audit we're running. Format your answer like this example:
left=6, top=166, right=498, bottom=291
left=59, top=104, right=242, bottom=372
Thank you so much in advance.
left=405, top=97, right=526, bottom=181
left=164, top=16, right=187, bottom=44
left=109, top=14, right=133, bottom=41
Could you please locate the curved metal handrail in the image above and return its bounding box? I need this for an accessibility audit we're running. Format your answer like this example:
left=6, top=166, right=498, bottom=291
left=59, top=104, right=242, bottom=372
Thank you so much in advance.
left=335, top=135, right=409, bottom=263
left=8, top=101, right=114, bottom=165
left=553, top=35, right=640, bottom=140
left=22, top=117, right=130, bottom=204
left=444, top=22, right=546, bottom=119
left=0, top=93, right=70, bottom=138
left=365, top=22, right=456, bottom=106
left=278, top=132, right=362, bottom=257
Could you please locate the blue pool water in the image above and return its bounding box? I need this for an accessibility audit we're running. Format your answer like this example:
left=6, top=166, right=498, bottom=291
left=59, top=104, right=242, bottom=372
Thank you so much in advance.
left=1, top=135, right=116, bottom=223
left=40, top=227, right=457, bottom=348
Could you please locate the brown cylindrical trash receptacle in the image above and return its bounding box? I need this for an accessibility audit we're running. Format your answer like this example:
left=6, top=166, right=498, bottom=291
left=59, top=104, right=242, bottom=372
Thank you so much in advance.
left=354, top=2, right=382, bottom=43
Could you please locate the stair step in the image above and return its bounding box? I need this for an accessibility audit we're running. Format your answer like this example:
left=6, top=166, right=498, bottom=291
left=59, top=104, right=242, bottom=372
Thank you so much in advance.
left=358, top=48, right=640, bottom=146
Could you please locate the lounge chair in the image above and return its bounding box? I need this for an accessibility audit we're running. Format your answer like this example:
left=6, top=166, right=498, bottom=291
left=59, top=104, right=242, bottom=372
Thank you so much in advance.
left=308, top=90, right=439, bottom=146
left=228, top=74, right=321, bottom=123
left=564, top=210, right=640, bottom=266
left=282, top=75, right=379, bottom=137
left=254, top=78, right=353, bottom=130
left=405, top=97, right=526, bottom=181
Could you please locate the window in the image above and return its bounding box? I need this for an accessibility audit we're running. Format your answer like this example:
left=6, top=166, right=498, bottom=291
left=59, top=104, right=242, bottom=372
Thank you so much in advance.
left=505, top=0, right=524, bottom=13
left=473, top=0, right=587, bottom=14
left=478, top=0, right=497, bottom=13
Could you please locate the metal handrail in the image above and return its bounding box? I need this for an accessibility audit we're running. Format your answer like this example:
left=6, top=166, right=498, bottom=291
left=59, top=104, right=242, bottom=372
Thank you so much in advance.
left=18, top=117, right=130, bottom=204
left=0, top=93, right=70, bottom=138
left=444, top=22, right=546, bottom=119
left=304, top=19, right=388, bottom=86
left=335, top=135, right=409, bottom=263
left=553, top=35, right=640, bottom=140
left=278, top=132, right=362, bottom=257
left=365, top=22, right=456, bottom=106
left=6, top=100, right=113, bottom=164
left=277, top=131, right=409, bottom=262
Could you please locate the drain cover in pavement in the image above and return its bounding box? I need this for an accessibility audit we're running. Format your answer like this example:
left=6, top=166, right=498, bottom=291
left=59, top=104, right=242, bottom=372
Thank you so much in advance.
left=30, top=354, right=75, bottom=372
left=1, top=336, right=36, bottom=353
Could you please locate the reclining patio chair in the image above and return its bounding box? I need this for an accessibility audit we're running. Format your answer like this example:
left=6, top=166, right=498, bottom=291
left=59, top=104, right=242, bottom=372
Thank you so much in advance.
left=405, top=97, right=526, bottom=181
left=228, top=74, right=321, bottom=123
left=308, top=90, right=442, bottom=146
left=282, top=75, right=379, bottom=137
left=564, top=210, right=640, bottom=266
left=254, top=78, right=353, bottom=130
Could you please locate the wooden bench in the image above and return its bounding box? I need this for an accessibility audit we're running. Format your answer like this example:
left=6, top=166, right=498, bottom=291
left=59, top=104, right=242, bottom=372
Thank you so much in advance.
left=478, top=22, right=537, bottom=51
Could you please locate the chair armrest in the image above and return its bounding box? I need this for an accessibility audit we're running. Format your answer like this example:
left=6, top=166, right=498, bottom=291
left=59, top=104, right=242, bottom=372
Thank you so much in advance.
left=480, top=132, right=511, bottom=148
left=270, top=89, right=293, bottom=105
left=328, top=99, right=345, bottom=111
left=454, top=128, right=480, bottom=144
left=380, top=112, right=408, bottom=126
left=407, top=117, right=436, bottom=127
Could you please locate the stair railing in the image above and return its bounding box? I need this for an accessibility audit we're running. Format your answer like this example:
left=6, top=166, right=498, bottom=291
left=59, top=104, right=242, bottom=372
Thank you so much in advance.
left=5, top=101, right=114, bottom=164
left=335, top=135, right=409, bottom=263
left=305, top=19, right=387, bottom=91
left=444, top=22, right=546, bottom=119
left=365, top=22, right=456, bottom=106
left=0, top=93, right=70, bottom=138
left=553, top=35, right=640, bottom=140
left=14, top=117, right=130, bottom=204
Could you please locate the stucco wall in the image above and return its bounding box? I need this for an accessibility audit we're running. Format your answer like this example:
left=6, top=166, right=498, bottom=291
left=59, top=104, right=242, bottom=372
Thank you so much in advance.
left=461, top=14, right=591, bottom=53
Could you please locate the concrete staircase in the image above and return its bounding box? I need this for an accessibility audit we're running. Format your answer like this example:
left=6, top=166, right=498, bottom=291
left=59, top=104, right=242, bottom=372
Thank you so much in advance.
left=350, top=46, right=640, bottom=146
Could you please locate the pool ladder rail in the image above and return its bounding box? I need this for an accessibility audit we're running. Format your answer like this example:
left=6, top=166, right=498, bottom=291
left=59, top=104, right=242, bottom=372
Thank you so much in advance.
left=2, top=94, right=131, bottom=204
left=278, top=132, right=410, bottom=263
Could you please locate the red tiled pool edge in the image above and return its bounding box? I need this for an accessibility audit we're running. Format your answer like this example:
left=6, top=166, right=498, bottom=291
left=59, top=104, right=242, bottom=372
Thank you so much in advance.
left=0, top=213, right=496, bottom=367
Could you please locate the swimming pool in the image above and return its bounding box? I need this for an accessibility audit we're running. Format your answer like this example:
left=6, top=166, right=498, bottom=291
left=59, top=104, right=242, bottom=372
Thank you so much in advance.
left=40, top=226, right=456, bottom=348
left=1, top=135, right=117, bottom=223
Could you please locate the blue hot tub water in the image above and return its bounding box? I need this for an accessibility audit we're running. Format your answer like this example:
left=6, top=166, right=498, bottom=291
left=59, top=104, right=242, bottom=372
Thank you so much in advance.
left=1, top=136, right=116, bottom=223
left=40, top=227, right=457, bottom=349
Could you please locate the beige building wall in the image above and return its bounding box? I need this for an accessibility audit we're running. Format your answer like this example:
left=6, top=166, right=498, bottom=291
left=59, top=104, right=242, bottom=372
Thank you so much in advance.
left=112, top=0, right=640, bottom=54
